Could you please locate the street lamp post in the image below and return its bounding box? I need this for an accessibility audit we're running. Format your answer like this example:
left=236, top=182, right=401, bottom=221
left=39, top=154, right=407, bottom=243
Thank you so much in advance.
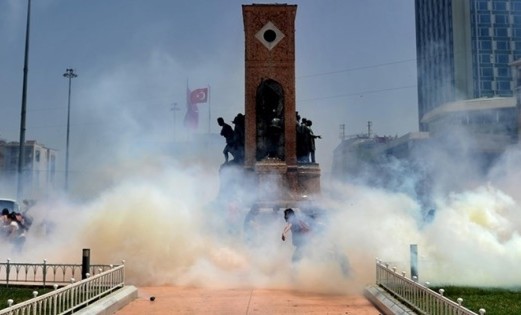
left=16, top=0, right=32, bottom=201
left=63, top=68, right=77, bottom=191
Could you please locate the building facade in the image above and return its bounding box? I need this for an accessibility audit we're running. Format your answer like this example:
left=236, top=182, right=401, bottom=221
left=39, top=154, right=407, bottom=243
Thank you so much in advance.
left=331, top=1, right=521, bottom=206
left=415, top=0, right=521, bottom=131
left=513, top=59, right=521, bottom=104
left=0, top=140, right=56, bottom=198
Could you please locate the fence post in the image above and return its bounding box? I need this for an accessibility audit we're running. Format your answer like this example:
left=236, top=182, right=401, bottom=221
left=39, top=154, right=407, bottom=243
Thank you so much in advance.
left=121, top=260, right=125, bottom=285
left=53, top=284, right=58, bottom=315
left=410, top=244, right=418, bottom=282
left=82, top=249, right=90, bottom=280
left=32, top=291, right=38, bottom=315
left=6, top=258, right=10, bottom=287
left=43, top=259, right=47, bottom=287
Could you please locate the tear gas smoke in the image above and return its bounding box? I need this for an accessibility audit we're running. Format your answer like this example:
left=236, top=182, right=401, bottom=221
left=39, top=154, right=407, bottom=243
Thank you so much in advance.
left=3, top=133, right=521, bottom=294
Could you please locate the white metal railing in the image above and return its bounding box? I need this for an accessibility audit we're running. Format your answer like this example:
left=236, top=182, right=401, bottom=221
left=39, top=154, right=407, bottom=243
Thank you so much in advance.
left=375, top=259, right=486, bottom=315
left=0, top=264, right=125, bottom=315
left=0, top=259, right=115, bottom=286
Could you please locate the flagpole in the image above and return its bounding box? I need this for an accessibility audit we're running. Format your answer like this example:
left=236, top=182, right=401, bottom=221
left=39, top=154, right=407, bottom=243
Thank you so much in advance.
left=207, top=84, right=211, bottom=134
left=186, top=78, right=190, bottom=140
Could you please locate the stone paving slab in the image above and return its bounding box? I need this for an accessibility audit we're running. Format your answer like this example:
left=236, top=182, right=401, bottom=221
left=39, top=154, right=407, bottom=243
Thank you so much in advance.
left=115, top=286, right=382, bottom=315
left=76, top=286, right=138, bottom=315
left=364, top=286, right=414, bottom=315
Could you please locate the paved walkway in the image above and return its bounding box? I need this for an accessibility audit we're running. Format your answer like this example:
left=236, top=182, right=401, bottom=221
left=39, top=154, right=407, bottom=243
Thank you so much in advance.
left=115, top=286, right=381, bottom=315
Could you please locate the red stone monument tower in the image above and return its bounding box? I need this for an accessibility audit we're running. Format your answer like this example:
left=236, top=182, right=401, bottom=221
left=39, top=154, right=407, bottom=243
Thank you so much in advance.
left=242, top=4, right=320, bottom=207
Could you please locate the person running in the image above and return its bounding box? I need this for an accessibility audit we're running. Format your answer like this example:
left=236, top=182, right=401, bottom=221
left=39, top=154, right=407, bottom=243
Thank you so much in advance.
left=281, top=208, right=311, bottom=262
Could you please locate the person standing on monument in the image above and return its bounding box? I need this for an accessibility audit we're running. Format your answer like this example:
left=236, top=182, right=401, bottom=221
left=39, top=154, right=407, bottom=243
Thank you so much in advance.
left=296, top=112, right=305, bottom=162
left=306, top=119, right=321, bottom=163
left=217, top=117, right=235, bottom=163
left=232, top=113, right=245, bottom=163
left=299, top=118, right=311, bottom=163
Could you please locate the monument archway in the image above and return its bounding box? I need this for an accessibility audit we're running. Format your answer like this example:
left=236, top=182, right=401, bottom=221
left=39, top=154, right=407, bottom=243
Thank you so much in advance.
left=256, top=79, right=285, bottom=161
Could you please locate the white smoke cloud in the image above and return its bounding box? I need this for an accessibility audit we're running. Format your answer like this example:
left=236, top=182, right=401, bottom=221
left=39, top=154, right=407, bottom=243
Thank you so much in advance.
left=3, top=133, right=521, bottom=295
left=419, top=184, right=521, bottom=287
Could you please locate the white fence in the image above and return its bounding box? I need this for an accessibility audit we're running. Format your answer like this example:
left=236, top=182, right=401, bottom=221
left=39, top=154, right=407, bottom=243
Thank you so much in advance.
left=0, top=264, right=125, bottom=315
left=0, top=259, right=116, bottom=287
left=375, top=259, right=486, bottom=315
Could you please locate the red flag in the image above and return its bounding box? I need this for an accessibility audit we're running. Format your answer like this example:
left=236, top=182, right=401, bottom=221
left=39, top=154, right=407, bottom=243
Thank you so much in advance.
left=190, top=88, right=208, bottom=104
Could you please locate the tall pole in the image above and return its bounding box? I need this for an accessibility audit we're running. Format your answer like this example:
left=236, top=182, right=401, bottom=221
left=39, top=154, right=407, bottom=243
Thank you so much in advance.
left=63, top=68, right=78, bottom=191
left=17, top=0, right=32, bottom=201
left=171, top=102, right=179, bottom=140
left=207, top=85, right=211, bottom=134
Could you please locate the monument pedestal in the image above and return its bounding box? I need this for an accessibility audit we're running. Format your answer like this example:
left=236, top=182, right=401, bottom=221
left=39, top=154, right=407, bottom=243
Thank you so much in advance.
left=254, top=159, right=289, bottom=203
left=218, top=160, right=321, bottom=212
left=246, top=160, right=321, bottom=210
left=296, top=163, right=321, bottom=197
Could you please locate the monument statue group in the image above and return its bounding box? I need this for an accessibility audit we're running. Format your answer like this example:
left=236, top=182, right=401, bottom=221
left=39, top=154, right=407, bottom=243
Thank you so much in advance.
left=218, top=109, right=320, bottom=165
left=214, top=4, right=322, bottom=208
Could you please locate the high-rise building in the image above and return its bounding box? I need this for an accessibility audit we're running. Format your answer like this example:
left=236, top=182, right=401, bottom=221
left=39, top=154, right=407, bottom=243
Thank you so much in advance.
left=415, top=0, right=521, bottom=131
left=332, top=0, right=521, bottom=184
left=513, top=58, right=521, bottom=104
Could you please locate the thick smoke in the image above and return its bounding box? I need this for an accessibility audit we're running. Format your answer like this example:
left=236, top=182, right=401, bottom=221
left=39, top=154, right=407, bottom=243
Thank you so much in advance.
left=1, top=0, right=517, bottom=294
left=3, top=119, right=521, bottom=294
left=335, top=122, right=521, bottom=288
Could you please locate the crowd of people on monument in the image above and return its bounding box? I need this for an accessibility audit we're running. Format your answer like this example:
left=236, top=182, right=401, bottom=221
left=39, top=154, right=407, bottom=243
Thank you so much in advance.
left=217, top=111, right=321, bottom=164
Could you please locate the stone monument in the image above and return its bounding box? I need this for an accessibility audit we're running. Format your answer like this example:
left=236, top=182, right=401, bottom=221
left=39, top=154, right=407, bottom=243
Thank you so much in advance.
left=241, top=3, right=321, bottom=209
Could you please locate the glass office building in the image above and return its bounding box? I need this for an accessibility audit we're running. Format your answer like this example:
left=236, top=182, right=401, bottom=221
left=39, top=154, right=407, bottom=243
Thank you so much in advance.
left=415, top=0, right=521, bottom=131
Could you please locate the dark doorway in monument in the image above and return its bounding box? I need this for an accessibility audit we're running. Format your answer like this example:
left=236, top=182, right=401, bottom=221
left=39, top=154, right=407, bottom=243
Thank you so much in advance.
left=255, top=78, right=285, bottom=161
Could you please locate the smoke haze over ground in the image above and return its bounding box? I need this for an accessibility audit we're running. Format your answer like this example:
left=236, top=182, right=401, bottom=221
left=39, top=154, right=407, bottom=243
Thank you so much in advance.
left=2, top=136, right=521, bottom=294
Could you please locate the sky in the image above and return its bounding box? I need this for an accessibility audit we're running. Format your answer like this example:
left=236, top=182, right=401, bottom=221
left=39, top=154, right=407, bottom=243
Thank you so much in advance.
left=0, top=0, right=418, bottom=188
left=2, top=1, right=521, bottom=294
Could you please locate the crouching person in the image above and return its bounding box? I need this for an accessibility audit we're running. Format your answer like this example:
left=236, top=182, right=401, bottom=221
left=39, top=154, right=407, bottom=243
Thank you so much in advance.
left=281, top=208, right=311, bottom=262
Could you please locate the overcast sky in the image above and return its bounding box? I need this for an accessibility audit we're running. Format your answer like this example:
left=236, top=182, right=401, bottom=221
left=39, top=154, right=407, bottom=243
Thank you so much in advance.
left=0, top=0, right=417, bottom=187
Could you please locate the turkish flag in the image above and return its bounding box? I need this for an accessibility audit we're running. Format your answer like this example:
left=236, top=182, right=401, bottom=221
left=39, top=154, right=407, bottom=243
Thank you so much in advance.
left=190, top=88, right=208, bottom=104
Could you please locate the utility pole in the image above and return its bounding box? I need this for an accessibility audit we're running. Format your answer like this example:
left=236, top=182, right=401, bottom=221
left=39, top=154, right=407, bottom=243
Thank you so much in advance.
left=368, top=121, right=372, bottom=138
left=17, top=0, right=32, bottom=201
left=63, top=68, right=78, bottom=191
